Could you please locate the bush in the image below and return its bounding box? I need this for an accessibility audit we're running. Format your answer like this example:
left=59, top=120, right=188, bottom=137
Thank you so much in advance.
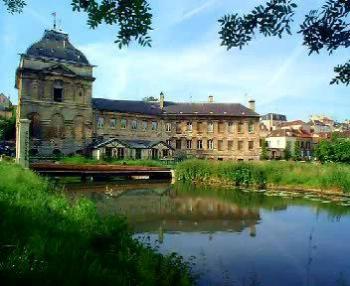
left=315, top=136, right=350, bottom=163
left=0, top=162, right=193, bottom=285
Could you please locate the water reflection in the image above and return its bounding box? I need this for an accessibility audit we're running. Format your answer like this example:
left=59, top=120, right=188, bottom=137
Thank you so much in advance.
left=67, top=181, right=350, bottom=286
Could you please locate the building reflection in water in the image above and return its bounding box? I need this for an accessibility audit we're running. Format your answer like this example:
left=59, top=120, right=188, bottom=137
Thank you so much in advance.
left=68, top=180, right=261, bottom=239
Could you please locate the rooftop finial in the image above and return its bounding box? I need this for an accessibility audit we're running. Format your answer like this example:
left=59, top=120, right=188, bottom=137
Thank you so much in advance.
left=52, top=12, right=57, bottom=30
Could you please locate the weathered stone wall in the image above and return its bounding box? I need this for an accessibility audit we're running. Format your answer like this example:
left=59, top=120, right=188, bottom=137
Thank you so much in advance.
left=17, top=56, right=94, bottom=156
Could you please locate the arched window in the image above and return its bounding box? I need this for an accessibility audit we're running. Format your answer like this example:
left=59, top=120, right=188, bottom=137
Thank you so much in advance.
left=53, top=80, right=63, bottom=102
left=50, top=113, right=65, bottom=139
left=53, top=149, right=62, bottom=156
left=27, top=112, right=41, bottom=139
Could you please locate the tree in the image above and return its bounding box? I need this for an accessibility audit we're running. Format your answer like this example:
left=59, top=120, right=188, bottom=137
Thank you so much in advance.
left=218, top=0, right=350, bottom=85
left=284, top=141, right=292, bottom=160
left=260, top=139, right=269, bottom=160
left=314, top=134, right=350, bottom=163
left=292, top=141, right=301, bottom=161
left=2, top=0, right=152, bottom=48
left=2, top=0, right=349, bottom=85
left=0, top=114, right=16, bottom=141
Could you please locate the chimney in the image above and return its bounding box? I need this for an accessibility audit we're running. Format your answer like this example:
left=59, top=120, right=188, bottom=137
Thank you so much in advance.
left=160, top=92, right=165, bottom=109
left=208, top=95, right=214, bottom=103
left=248, top=99, right=256, bottom=111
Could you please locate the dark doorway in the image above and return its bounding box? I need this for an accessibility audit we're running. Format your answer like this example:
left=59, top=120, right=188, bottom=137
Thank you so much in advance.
left=117, top=148, right=125, bottom=159
left=152, top=149, right=158, bottom=160
left=105, top=147, right=112, bottom=158
left=135, top=149, right=142, bottom=159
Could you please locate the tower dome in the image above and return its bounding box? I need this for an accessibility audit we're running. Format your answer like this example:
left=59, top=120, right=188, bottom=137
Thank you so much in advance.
left=25, top=29, right=90, bottom=65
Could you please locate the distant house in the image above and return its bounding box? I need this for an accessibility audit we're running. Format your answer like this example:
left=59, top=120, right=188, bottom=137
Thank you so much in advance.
left=260, top=113, right=287, bottom=131
left=278, top=120, right=311, bottom=133
left=0, top=93, right=13, bottom=119
left=308, top=120, right=333, bottom=134
left=265, top=129, right=313, bottom=160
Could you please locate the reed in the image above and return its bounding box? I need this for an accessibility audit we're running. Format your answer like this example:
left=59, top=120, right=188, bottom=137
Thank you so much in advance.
left=176, top=160, right=350, bottom=193
left=0, top=162, right=193, bottom=285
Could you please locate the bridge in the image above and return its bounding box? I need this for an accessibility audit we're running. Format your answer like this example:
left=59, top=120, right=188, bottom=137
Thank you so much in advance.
left=30, top=163, right=174, bottom=180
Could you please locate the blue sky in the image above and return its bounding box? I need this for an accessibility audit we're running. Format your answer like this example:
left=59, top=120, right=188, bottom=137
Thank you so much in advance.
left=0, top=0, right=349, bottom=121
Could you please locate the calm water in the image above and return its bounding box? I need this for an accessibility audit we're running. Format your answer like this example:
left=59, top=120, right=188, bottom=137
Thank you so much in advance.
left=66, top=180, right=350, bottom=286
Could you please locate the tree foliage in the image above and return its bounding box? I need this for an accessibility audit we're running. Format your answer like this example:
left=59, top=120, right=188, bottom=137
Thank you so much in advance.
left=315, top=134, right=350, bottom=163
left=284, top=141, right=292, bottom=160
left=260, top=139, right=269, bottom=160
left=0, top=114, right=16, bottom=141
left=2, top=0, right=349, bottom=84
left=218, top=0, right=350, bottom=85
left=2, top=0, right=152, bottom=48
left=292, top=141, right=301, bottom=161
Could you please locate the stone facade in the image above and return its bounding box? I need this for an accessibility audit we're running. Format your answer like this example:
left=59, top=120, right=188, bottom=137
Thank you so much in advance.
left=16, top=29, right=261, bottom=161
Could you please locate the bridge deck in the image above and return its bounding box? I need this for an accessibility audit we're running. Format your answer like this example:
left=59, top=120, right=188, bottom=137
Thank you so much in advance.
left=31, top=163, right=173, bottom=178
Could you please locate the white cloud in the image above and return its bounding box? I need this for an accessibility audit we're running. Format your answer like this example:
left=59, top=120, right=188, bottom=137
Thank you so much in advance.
left=79, top=36, right=338, bottom=115
left=176, top=0, right=219, bottom=23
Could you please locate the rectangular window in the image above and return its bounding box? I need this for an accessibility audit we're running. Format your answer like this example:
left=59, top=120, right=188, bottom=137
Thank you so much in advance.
left=197, top=140, right=203, bottom=150
left=186, top=139, right=192, bottom=149
left=248, top=141, right=254, bottom=150
left=218, top=140, right=224, bottom=151
left=152, top=121, right=158, bottom=131
left=228, top=140, right=233, bottom=151
left=53, top=88, right=63, bottom=102
left=238, top=140, right=244, bottom=151
left=110, top=119, right=116, bottom=128
left=207, top=139, right=214, bottom=150
left=97, top=117, right=104, bottom=128
left=121, top=119, right=127, bottom=129
left=248, top=121, right=255, bottom=133
left=131, top=120, right=138, bottom=130
left=176, top=139, right=182, bottom=149
left=187, top=122, right=193, bottom=132
left=166, top=122, right=172, bottom=132
left=228, top=122, right=234, bottom=133
left=238, top=122, right=244, bottom=133
left=207, top=122, right=214, bottom=133
left=166, top=139, right=172, bottom=147
left=142, top=121, right=148, bottom=130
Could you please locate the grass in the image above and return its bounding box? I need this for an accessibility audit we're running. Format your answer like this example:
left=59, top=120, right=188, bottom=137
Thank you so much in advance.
left=0, top=162, right=193, bottom=285
left=175, top=160, right=350, bottom=193
left=59, top=155, right=173, bottom=168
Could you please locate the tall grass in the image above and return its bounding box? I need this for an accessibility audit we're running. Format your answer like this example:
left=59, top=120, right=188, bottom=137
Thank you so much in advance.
left=0, top=162, right=193, bottom=285
left=176, top=160, right=350, bottom=193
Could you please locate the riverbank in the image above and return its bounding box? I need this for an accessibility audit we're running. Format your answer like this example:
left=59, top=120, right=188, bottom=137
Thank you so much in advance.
left=175, top=160, right=350, bottom=194
left=0, top=162, right=193, bottom=285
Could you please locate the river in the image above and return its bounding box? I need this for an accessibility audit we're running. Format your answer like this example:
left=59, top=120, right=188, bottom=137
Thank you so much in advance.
left=66, top=179, right=350, bottom=286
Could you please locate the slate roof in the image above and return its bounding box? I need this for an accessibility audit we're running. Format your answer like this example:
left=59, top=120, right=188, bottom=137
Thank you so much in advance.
left=92, top=98, right=259, bottom=117
left=25, top=30, right=90, bottom=65
left=92, top=99, right=161, bottom=115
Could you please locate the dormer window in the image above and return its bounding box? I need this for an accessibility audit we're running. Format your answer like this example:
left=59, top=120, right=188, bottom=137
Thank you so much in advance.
left=53, top=80, right=63, bottom=102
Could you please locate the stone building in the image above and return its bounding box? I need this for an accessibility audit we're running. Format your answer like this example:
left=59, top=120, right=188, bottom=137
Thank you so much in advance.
left=16, top=29, right=261, bottom=161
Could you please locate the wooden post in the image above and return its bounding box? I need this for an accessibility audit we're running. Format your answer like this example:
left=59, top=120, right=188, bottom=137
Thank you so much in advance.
left=16, top=118, right=31, bottom=168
